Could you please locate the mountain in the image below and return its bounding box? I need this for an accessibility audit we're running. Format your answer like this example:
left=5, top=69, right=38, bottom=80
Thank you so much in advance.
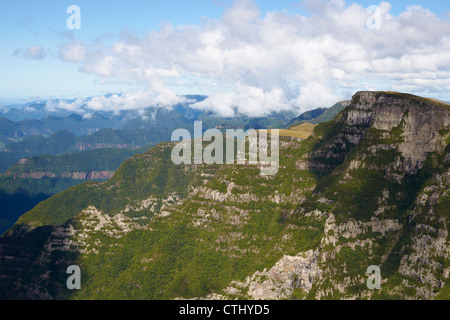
left=2, top=130, right=76, bottom=154
left=0, top=102, right=65, bottom=121
left=0, top=130, right=77, bottom=172
left=0, top=147, right=147, bottom=236
left=0, top=113, right=115, bottom=154
left=0, top=116, right=40, bottom=150
left=0, top=129, right=160, bottom=173
left=287, top=108, right=327, bottom=126
left=69, top=128, right=169, bottom=152
left=287, top=101, right=351, bottom=128
left=0, top=113, right=118, bottom=145
left=0, top=91, right=448, bottom=300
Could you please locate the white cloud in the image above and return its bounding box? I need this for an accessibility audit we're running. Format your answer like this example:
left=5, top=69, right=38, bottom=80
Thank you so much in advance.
left=57, top=0, right=450, bottom=115
left=191, top=84, right=294, bottom=117
left=45, top=97, right=85, bottom=113
left=14, top=45, right=46, bottom=60
left=24, top=106, right=37, bottom=112
left=59, top=42, right=86, bottom=63
left=44, top=91, right=184, bottom=115
left=26, top=45, right=46, bottom=60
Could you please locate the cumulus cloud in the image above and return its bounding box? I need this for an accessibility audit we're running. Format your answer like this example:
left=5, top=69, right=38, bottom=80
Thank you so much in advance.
left=56, top=0, right=450, bottom=116
left=192, top=84, right=292, bottom=117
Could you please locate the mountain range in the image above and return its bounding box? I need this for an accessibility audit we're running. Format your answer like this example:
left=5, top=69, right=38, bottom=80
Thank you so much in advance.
left=0, top=91, right=448, bottom=300
left=0, top=95, right=329, bottom=240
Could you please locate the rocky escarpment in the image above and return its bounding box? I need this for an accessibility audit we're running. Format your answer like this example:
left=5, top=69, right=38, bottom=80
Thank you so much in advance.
left=344, top=92, right=449, bottom=173
left=310, top=92, right=449, bottom=174
left=201, top=91, right=450, bottom=300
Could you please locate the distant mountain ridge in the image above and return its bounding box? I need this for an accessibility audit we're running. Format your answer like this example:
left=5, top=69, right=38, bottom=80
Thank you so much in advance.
left=0, top=129, right=158, bottom=173
left=287, top=100, right=351, bottom=128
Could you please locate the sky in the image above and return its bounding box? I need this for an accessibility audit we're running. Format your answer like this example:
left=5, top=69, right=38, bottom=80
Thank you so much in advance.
left=1, top=0, right=450, bottom=116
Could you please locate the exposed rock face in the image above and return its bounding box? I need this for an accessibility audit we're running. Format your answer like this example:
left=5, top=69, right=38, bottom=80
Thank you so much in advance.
left=393, top=171, right=450, bottom=299
left=207, top=250, right=320, bottom=300
left=345, top=92, right=450, bottom=173
left=311, top=92, right=450, bottom=174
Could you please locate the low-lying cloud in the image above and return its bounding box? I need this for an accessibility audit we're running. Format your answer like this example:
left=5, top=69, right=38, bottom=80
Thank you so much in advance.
left=44, top=90, right=184, bottom=115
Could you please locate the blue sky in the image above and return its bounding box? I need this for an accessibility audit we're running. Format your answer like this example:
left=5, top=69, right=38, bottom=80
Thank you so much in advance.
left=1, top=0, right=450, bottom=115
